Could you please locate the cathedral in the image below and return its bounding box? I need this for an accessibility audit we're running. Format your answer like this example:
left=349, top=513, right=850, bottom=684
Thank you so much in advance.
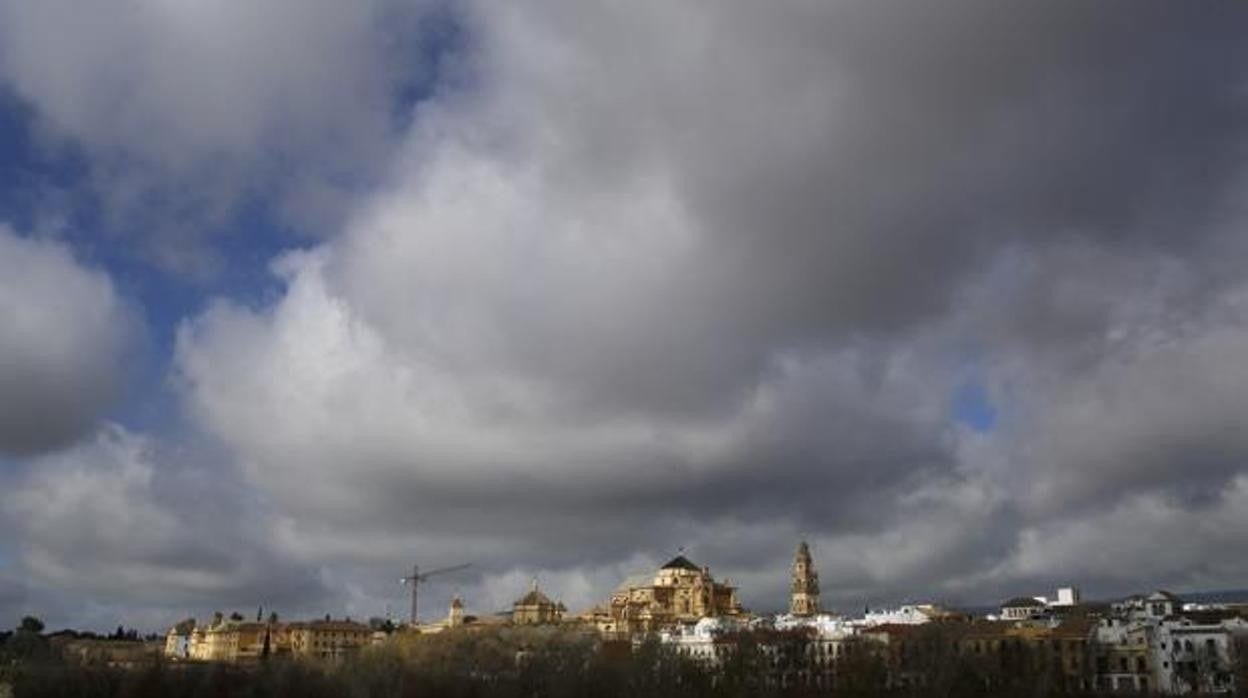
left=512, top=580, right=566, bottom=625
left=592, top=555, right=743, bottom=634
left=789, top=541, right=821, bottom=616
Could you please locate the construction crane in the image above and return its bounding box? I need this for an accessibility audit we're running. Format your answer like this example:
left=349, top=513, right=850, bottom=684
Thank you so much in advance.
left=400, top=562, right=471, bottom=625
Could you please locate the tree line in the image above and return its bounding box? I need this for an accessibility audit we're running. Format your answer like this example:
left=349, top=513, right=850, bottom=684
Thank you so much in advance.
left=5, top=619, right=1248, bottom=697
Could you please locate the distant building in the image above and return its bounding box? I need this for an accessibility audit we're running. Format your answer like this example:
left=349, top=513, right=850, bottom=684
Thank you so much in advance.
left=449, top=595, right=465, bottom=628
left=1000, top=596, right=1046, bottom=620
left=1094, top=617, right=1153, bottom=693
left=512, top=580, right=565, bottom=625
left=164, top=618, right=195, bottom=659
left=1114, top=590, right=1183, bottom=620
left=287, top=619, right=371, bottom=660
left=1054, top=587, right=1081, bottom=607
left=179, top=614, right=286, bottom=663
left=1153, top=614, right=1248, bottom=694
left=856, top=604, right=951, bottom=627
left=414, top=596, right=468, bottom=634
left=789, top=541, right=820, bottom=617
left=603, top=555, right=743, bottom=634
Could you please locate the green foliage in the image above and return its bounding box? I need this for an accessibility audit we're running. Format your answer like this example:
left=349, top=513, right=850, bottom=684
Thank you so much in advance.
left=17, top=619, right=43, bottom=635
left=0, top=623, right=1220, bottom=698
left=4, top=618, right=50, bottom=663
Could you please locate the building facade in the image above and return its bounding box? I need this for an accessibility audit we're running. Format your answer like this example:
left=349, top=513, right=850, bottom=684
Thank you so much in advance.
left=603, top=555, right=743, bottom=634
left=789, top=541, right=820, bottom=617
left=512, top=581, right=566, bottom=625
left=287, top=619, right=371, bottom=660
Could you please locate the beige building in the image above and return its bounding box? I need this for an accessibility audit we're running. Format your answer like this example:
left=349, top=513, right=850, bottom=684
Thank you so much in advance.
left=416, top=595, right=485, bottom=634
left=449, top=595, right=465, bottom=628
left=179, top=617, right=287, bottom=663
left=172, top=615, right=366, bottom=663
left=789, top=541, right=820, bottom=617
left=288, top=619, right=371, bottom=660
left=164, top=618, right=196, bottom=659
left=600, top=555, right=743, bottom=634
left=512, top=581, right=566, bottom=625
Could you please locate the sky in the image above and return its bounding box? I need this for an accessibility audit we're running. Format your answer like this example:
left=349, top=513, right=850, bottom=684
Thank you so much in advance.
left=3, top=1, right=1248, bottom=633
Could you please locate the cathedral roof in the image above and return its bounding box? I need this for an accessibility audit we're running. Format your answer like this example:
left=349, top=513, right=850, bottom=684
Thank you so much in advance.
left=516, top=589, right=554, bottom=607
left=515, top=580, right=555, bottom=607
left=660, top=555, right=702, bottom=571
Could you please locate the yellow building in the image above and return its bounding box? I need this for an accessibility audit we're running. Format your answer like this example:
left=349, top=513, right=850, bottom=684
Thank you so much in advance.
left=604, top=555, right=743, bottom=634
left=512, top=581, right=566, bottom=625
left=183, top=618, right=287, bottom=663
left=288, top=619, right=371, bottom=660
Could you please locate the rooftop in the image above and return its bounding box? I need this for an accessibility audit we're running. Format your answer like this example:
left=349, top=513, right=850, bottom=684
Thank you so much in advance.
left=1002, top=597, right=1046, bottom=608
left=661, top=555, right=702, bottom=572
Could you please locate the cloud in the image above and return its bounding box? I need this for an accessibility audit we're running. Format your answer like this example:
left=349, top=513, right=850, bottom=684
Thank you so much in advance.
left=6, top=1, right=1248, bottom=626
left=0, top=424, right=331, bottom=630
left=162, top=1, right=1248, bottom=615
left=983, top=477, right=1248, bottom=603
left=175, top=253, right=957, bottom=568
left=0, top=572, right=30, bottom=630
left=0, top=0, right=443, bottom=272
left=0, top=225, right=138, bottom=455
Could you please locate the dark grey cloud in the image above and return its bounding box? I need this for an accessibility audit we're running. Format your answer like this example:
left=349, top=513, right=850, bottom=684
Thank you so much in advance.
left=163, top=1, right=1248, bottom=618
left=0, top=573, right=29, bottom=629
left=0, top=226, right=138, bottom=455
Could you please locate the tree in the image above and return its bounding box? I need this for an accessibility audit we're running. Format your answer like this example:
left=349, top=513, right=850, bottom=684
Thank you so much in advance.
left=7, top=616, right=50, bottom=661
left=19, top=616, right=44, bottom=634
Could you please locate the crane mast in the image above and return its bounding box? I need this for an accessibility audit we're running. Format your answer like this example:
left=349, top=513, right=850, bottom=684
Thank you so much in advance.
left=400, top=562, right=470, bottom=625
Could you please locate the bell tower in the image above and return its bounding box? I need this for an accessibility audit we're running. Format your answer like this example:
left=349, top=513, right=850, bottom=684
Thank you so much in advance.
left=789, top=540, right=820, bottom=616
left=448, top=595, right=465, bottom=628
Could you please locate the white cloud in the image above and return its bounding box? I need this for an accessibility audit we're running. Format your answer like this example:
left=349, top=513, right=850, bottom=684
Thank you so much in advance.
left=0, top=0, right=435, bottom=271
left=0, top=424, right=330, bottom=629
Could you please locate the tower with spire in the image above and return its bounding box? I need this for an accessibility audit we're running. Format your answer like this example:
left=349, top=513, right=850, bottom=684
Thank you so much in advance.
left=789, top=540, right=820, bottom=616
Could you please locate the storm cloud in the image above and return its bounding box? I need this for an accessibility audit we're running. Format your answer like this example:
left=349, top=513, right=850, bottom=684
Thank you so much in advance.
left=0, top=226, right=137, bottom=455
left=4, top=1, right=1248, bottom=628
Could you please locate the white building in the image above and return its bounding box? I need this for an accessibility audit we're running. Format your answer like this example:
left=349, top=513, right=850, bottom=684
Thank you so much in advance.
left=658, top=617, right=741, bottom=668
left=1153, top=616, right=1248, bottom=694
left=1053, top=587, right=1081, bottom=607
left=1000, top=596, right=1046, bottom=620
left=853, top=604, right=940, bottom=627
left=1114, top=590, right=1182, bottom=621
